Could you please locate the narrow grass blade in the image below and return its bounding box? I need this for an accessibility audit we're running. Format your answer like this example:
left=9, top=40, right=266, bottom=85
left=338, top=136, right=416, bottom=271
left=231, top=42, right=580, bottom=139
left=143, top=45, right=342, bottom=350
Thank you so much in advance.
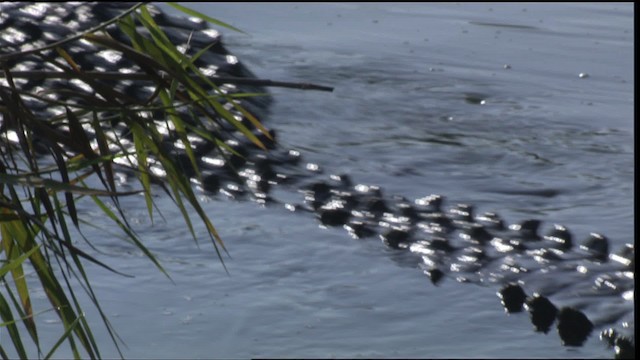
left=43, top=316, right=82, bottom=360
left=167, top=3, right=247, bottom=34
left=0, top=293, right=28, bottom=359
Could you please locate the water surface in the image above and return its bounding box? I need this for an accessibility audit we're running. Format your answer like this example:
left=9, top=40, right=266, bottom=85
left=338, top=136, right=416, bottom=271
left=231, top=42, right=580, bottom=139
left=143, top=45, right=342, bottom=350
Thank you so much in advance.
left=13, top=3, right=633, bottom=359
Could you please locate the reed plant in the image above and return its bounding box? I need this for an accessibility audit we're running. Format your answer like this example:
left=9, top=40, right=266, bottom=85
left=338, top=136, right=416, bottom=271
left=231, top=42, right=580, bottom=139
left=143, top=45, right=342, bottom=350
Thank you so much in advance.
left=0, top=3, right=329, bottom=358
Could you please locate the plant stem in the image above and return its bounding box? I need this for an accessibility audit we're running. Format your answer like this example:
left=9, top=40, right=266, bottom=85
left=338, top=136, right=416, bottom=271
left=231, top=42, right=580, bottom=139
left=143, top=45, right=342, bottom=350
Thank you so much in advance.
left=0, top=71, right=334, bottom=92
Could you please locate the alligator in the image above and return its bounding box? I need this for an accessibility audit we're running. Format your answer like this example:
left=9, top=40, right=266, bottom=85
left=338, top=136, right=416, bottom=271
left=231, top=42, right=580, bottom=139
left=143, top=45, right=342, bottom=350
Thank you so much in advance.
left=0, top=3, right=634, bottom=358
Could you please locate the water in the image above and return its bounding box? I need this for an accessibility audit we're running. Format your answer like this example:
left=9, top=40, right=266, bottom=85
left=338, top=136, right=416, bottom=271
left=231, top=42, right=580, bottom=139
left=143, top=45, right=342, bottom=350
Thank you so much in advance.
left=5, top=3, right=633, bottom=358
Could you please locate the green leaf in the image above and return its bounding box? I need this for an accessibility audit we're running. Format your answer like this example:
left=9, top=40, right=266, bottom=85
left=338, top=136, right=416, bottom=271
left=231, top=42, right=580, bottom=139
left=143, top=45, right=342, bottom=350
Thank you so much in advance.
left=44, top=315, right=82, bottom=360
left=166, top=2, right=247, bottom=34
left=0, top=174, right=141, bottom=197
left=90, top=195, right=170, bottom=280
left=0, top=244, right=41, bottom=278
left=0, top=292, right=28, bottom=359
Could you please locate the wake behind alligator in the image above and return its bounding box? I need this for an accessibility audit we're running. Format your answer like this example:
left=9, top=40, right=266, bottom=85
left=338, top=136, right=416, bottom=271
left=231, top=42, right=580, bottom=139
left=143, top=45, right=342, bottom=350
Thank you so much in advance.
left=0, top=3, right=634, bottom=358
